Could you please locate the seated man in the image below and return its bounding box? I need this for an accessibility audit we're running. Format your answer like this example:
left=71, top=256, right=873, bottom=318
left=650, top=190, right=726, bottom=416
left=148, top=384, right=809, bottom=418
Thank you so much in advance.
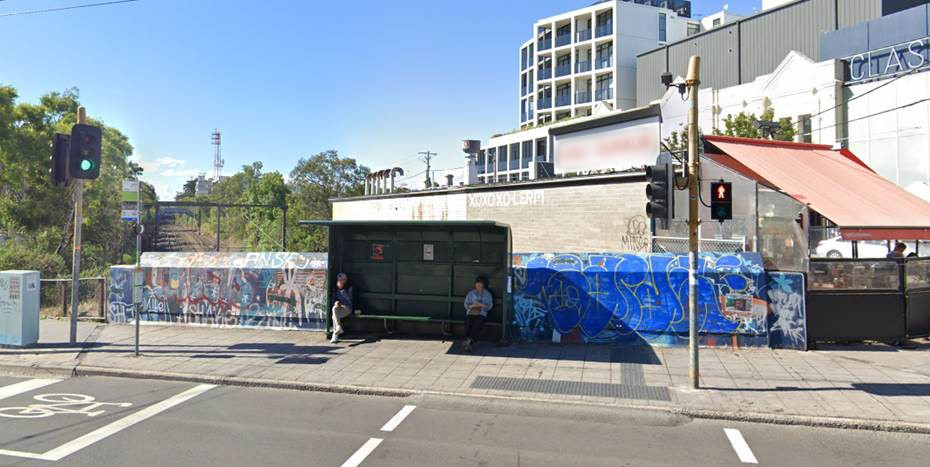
left=331, top=273, right=354, bottom=343
left=463, top=276, right=493, bottom=352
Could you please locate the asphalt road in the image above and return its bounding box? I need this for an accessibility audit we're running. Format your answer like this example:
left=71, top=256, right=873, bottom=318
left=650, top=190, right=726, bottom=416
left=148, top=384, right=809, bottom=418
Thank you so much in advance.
left=0, top=374, right=926, bottom=466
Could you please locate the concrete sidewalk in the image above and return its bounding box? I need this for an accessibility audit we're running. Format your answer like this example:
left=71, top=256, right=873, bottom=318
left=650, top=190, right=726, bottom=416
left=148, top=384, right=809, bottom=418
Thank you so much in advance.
left=2, top=319, right=930, bottom=432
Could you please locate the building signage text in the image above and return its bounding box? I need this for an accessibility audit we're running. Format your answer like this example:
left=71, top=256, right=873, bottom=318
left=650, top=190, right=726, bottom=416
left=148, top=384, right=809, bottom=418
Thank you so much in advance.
left=467, top=190, right=545, bottom=208
left=552, top=119, right=660, bottom=175
left=846, top=36, right=930, bottom=83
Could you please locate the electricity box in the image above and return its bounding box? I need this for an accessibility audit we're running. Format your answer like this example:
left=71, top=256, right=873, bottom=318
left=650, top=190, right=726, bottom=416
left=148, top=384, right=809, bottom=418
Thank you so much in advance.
left=0, top=271, right=40, bottom=347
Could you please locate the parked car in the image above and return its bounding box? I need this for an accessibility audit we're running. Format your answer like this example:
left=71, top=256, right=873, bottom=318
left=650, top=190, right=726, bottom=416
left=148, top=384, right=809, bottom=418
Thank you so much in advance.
left=813, top=236, right=890, bottom=258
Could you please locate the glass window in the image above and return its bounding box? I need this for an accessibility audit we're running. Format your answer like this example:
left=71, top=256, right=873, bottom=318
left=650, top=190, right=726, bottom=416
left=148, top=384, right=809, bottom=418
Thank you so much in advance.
left=808, top=260, right=900, bottom=290
left=712, top=18, right=721, bottom=27
left=797, top=114, right=811, bottom=143
left=687, top=23, right=700, bottom=36
left=906, top=259, right=930, bottom=289
left=658, top=13, right=667, bottom=42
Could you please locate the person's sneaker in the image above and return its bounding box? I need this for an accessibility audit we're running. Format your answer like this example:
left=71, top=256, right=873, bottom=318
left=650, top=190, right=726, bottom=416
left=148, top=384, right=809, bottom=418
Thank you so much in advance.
left=330, top=335, right=339, bottom=344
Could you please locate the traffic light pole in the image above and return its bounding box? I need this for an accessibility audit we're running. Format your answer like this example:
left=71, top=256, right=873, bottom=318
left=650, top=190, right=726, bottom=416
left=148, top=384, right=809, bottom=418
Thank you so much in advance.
left=69, top=106, right=86, bottom=345
left=686, top=57, right=701, bottom=390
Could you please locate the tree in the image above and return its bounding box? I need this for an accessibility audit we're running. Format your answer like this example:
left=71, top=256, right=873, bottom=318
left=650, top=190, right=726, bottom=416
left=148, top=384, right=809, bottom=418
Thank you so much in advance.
left=287, top=150, right=369, bottom=252
left=715, top=108, right=795, bottom=141
left=176, top=178, right=197, bottom=200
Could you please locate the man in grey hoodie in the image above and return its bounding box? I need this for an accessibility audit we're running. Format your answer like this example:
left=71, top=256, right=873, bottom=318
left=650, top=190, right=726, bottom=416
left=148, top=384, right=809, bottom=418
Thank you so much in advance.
left=331, top=273, right=354, bottom=343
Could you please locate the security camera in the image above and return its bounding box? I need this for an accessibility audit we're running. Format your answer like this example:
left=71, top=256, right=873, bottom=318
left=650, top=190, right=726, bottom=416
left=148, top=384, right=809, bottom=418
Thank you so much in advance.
left=661, top=72, right=674, bottom=87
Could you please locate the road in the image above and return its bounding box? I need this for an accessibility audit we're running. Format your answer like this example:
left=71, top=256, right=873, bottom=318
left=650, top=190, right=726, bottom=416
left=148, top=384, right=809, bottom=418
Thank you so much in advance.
left=0, top=374, right=926, bottom=466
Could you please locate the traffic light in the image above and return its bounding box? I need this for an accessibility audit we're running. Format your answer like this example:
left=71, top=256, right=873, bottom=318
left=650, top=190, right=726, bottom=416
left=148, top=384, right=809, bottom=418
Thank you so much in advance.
left=710, top=181, right=733, bottom=221
left=50, top=133, right=70, bottom=186
left=645, top=162, right=674, bottom=229
left=68, top=124, right=102, bottom=180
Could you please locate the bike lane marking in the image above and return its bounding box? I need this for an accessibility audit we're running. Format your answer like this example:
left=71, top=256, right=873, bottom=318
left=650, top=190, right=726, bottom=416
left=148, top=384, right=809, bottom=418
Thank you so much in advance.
left=0, top=383, right=215, bottom=462
left=380, top=405, right=416, bottom=432
left=341, top=438, right=383, bottom=467
left=0, top=379, right=61, bottom=402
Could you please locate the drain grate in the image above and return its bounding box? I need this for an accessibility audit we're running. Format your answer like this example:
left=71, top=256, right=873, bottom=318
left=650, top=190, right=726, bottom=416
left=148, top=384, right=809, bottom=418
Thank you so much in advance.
left=471, top=375, right=671, bottom=401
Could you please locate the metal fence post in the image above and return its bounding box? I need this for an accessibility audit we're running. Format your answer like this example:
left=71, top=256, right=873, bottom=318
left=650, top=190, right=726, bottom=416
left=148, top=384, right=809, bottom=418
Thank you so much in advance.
left=98, top=278, right=105, bottom=319
left=60, top=282, right=67, bottom=317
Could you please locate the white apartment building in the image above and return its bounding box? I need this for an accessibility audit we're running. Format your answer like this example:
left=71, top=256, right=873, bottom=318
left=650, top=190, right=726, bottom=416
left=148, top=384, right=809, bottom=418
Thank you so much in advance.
left=518, top=0, right=695, bottom=129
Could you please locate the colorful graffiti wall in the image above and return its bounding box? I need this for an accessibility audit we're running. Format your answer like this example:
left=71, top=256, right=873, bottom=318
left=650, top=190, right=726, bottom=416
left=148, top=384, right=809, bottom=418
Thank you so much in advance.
left=511, top=253, right=806, bottom=349
left=108, top=252, right=328, bottom=330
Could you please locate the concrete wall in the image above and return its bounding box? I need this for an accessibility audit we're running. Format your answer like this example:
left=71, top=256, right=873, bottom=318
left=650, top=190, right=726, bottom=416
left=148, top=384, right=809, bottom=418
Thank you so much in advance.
left=510, top=252, right=807, bottom=349
left=332, top=179, right=651, bottom=253
left=108, top=252, right=328, bottom=331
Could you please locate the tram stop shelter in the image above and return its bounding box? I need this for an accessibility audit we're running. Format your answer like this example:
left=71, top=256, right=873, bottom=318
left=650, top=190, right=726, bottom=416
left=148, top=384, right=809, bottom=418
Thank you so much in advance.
left=703, top=136, right=930, bottom=344
left=299, top=220, right=512, bottom=342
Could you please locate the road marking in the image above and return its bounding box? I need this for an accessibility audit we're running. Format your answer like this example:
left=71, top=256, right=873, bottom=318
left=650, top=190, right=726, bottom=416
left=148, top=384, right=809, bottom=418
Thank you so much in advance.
left=380, top=405, right=416, bottom=432
left=0, top=379, right=60, bottom=402
left=341, top=438, right=383, bottom=467
left=724, top=428, right=758, bottom=464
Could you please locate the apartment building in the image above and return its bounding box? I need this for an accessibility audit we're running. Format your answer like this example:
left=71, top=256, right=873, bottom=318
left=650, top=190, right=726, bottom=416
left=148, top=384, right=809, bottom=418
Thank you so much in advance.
left=518, top=0, right=694, bottom=130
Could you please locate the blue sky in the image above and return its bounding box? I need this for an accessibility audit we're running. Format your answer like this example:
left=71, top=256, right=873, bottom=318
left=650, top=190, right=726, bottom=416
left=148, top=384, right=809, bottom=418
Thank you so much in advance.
left=1, top=0, right=760, bottom=199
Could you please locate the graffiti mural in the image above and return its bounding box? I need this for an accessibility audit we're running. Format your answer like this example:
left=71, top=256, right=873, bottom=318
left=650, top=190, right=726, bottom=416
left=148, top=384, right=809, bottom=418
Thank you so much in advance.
left=510, top=252, right=804, bottom=348
left=108, top=252, right=327, bottom=331
left=761, top=272, right=807, bottom=350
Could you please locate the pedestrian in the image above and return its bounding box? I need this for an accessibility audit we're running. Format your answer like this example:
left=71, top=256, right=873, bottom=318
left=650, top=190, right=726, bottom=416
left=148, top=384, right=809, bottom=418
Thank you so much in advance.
left=331, top=273, right=354, bottom=344
left=463, top=276, right=493, bottom=352
left=887, top=242, right=907, bottom=258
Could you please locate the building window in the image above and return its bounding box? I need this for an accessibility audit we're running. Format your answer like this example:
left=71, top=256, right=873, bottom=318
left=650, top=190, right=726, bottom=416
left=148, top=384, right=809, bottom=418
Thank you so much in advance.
left=798, top=114, right=812, bottom=143
left=536, top=138, right=547, bottom=161
left=687, top=22, right=700, bottom=36
left=658, top=13, right=667, bottom=42
left=522, top=140, right=533, bottom=168
left=596, top=73, right=613, bottom=100
left=712, top=18, right=721, bottom=27
left=596, top=42, right=613, bottom=69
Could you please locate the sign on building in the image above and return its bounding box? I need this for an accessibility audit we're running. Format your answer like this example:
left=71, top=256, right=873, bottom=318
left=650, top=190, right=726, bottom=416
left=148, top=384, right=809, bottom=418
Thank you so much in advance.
left=552, top=116, right=660, bottom=175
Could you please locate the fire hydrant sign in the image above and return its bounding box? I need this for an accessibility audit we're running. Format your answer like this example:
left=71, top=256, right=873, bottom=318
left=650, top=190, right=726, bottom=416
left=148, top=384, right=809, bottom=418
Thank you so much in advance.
left=121, top=180, right=140, bottom=223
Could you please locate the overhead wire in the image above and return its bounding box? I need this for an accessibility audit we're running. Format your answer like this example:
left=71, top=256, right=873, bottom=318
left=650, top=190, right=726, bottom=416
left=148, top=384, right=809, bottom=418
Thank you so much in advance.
left=0, top=0, right=139, bottom=17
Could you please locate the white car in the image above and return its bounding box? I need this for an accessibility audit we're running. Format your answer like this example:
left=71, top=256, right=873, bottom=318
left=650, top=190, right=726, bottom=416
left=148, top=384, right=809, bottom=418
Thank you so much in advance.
left=814, top=236, right=890, bottom=259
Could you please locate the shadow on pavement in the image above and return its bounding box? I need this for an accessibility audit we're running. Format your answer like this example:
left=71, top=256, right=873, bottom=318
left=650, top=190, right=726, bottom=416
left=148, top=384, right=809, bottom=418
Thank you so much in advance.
left=0, top=342, right=342, bottom=365
left=705, top=383, right=930, bottom=397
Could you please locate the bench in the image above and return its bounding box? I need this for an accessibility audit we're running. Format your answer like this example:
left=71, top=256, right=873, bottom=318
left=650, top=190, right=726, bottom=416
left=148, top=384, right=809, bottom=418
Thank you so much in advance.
left=353, top=314, right=464, bottom=335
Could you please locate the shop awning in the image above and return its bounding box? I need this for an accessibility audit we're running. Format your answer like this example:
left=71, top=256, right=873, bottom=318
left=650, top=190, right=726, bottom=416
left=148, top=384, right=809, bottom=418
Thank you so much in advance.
left=702, top=135, right=930, bottom=241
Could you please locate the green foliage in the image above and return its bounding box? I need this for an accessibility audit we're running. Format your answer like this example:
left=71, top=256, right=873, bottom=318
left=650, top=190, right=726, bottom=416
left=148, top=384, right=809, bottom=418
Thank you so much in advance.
left=176, top=151, right=368, bottom=252
left=714, top=108, right=796, bottom=141
left=0, top=86, right=149, bottom=277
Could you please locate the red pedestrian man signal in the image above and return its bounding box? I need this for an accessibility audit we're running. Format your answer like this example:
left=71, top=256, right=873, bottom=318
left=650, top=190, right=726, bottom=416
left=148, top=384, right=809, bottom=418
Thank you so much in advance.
left=710, top=181, right=732, bottom=221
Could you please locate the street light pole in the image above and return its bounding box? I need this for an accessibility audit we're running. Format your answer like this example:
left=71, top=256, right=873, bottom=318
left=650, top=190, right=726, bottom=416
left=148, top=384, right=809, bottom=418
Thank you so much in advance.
left=686, top=56, right=702, bottom=390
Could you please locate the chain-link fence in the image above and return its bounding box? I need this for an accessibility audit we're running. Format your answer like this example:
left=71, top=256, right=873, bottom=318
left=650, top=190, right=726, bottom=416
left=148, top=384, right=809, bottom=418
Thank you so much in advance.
left=39, top=278, right=106, bottom=320
left=651, top=236, right=747, bottom=254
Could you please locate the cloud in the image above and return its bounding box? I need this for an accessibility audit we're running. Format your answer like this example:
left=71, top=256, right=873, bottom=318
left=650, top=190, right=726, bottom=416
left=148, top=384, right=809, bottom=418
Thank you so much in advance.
left=160, top=168, right=205, bottom=178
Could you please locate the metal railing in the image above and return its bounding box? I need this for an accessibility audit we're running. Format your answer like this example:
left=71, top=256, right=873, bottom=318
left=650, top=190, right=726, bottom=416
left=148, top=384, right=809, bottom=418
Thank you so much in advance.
left=538, top=98, right=552, bottom=109
left=555, top=63, right=572, bottom=77
left=651, top=236, right=747, bottom=254
left=39, top=277, right=106, bottom=320
left=538, top=39, right=552, bottom=51
left=575, top=91, right=592, bottom=104
left=576, top=61, right=592, bottom=73
left=538, top=68, right=552, bottom=80
left=595, top=88, right=612, bottom=100
left=555, top=33, right=571, bottom=47
left=555, top=94, right=571, bottom=107
left=576, top=29, right=592, bottom=42
left=595, top=24, right=612, bottom=37
left=596, top=56, right=612, bottom=69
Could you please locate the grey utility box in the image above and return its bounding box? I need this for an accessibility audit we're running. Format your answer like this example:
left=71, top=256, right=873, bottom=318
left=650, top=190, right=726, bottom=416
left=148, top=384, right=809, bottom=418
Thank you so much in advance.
left=0, top=270, right=40, bottom=347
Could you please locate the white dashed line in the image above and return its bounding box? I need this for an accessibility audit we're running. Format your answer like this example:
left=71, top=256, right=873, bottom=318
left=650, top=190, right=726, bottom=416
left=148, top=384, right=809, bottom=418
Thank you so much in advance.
left=380, top=405, right=416, bottom=432
left=724, top=428, right=759, bottom=464
left=0, top=379, right=60, bottom=401
left=341, top=438, right=383, bottom=467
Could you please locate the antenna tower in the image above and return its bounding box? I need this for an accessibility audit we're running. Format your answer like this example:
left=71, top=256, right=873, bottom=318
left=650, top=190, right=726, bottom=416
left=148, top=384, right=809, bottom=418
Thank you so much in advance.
left=211, top=129, right=224, bottom=180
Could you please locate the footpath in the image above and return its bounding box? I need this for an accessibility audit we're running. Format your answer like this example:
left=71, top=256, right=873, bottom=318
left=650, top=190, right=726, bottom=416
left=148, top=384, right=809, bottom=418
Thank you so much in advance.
left=2, top=320, right=930, bottom=433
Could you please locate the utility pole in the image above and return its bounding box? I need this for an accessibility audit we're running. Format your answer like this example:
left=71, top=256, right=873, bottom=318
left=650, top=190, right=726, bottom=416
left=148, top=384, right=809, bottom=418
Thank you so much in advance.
left=418, top=151, right=435, bottom=187
left=686, top=56, right=701, bottom=390
left=69, top=107, right=86, bottom=345
left=134, top=178, right=142, bottom=357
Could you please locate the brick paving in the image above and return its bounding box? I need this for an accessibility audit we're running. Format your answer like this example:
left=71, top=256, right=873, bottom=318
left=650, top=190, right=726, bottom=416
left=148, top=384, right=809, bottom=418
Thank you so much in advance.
left=2, top=320, right=930, bottom=426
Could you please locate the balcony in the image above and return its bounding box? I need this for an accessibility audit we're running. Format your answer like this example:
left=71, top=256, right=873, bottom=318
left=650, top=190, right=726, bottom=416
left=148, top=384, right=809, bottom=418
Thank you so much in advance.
left=595, top=88, right=613, bottom=101
left=576, top=29, right=592, bottom=42
left=555, top=33, right=571, bottom=48
left=555, top=63, right=571, bottom=77
left=538, top=39, right=552, bottom=51
left=596, top=56, right=612, bottom=69
left=575, top=60, right=592, bottom=73
left=538, top=68, right=552, bottom=80
left=555, top=94, right=571, bottom=107
left=595, top=23, right=612, bottom=37
left=575, top=91, right=592, bottom=104
left=538, top=98, right=552, bottom=109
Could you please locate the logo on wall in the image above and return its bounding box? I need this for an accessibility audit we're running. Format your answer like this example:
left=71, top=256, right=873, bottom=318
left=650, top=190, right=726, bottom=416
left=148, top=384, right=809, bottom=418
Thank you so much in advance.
left=553, top=118, right=660, bottom=175
left=371, top=243, right=385, bottom=261
left=846, top=36, right=930, bottom=83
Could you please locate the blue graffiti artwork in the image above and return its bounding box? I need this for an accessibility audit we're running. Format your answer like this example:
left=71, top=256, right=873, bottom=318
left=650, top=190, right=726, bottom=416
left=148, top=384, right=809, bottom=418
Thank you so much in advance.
left=760, top=272, right=807, bottom=350
left=511, top=253, right=772, bottom=345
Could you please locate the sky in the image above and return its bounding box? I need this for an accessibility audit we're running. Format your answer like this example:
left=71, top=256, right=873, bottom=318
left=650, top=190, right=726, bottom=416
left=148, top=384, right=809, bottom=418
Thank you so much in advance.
left=1, top=0, right=761, bottom=199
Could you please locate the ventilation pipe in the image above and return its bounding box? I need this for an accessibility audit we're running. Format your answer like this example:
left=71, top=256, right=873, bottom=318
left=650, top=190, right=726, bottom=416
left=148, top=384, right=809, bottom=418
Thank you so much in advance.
left=390, top=167, right=404, bottom=192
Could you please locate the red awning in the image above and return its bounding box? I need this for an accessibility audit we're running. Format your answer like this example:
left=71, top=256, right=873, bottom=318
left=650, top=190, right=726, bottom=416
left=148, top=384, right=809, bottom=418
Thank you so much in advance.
left=702, top=135, right=930, bottom=241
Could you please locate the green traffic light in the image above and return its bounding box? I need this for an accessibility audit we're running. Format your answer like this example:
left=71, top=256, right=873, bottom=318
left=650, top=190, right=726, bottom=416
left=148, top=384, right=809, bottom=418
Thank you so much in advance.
left=81, top=159, right=94, bottom=171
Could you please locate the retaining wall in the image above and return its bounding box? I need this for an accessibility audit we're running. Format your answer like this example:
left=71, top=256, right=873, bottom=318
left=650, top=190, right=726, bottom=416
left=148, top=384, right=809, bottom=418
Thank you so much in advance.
left=510, top=253, right=807, bottom=349
left=108, top=252, right=328, bottom=331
